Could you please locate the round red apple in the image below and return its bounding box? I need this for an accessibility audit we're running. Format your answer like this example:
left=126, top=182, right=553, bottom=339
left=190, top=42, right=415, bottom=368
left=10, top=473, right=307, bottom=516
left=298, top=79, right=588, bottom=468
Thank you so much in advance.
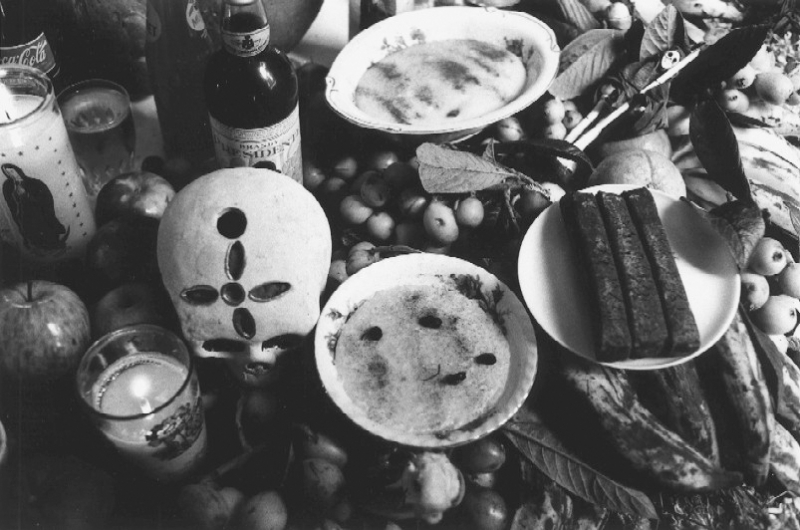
left=94, top=170, right=176, bottom=227
left=0, top=281, right=91, bottom=381
left=91, top=282, right=170, bottom=339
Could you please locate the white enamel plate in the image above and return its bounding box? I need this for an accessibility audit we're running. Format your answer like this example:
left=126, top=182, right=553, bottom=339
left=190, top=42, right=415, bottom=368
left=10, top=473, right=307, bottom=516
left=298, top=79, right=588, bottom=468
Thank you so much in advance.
left=517, top=184, right=740, bottom=370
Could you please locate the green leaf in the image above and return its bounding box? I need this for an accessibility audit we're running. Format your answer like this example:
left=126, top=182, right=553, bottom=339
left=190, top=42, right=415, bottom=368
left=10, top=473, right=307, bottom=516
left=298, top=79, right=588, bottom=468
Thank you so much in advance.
left=501, top=408, right=658, bottom=519
left=556, top=0, right=601, bottom=32
left=549, top=30, right=626, bottom=100
left=671, top=25, right=770, bottom=105
left=416, top=143, right=526, bottom=194
left=639, top=6, right=687, bottom=60
left=690, top=98, right=752, bottom=203
left=703, top=200, right=766, bottom=270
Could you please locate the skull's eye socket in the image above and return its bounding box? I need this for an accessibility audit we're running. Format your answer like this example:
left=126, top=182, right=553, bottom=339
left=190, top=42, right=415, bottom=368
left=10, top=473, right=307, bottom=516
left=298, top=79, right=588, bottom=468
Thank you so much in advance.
left=233, top=308, right=256, bottom=339
left=217, top=208, right=247, bottom=239
left=221, top=282, right=246, bottom=305
left=262, top=334, right=304, bottom=351
left=226, top=241, right=246, bottom=281
left=202, top=339, right=248, bottom=353
left=182, top=285, right=219, bottom=305
left=249, top=282, right=291, bottom=302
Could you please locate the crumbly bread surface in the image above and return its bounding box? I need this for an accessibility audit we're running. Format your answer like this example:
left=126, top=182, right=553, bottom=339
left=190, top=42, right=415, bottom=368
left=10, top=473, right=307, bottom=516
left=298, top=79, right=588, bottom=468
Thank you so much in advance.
left=335, top=284, right=511, bottom=434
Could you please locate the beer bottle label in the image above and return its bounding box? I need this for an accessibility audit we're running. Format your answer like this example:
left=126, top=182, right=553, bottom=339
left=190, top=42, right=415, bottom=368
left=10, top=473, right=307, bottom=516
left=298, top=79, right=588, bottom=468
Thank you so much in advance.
left=0, top=33, right=57, bottom=76
left=221, top=25, right=270, bottom=57
left=209, top=105, right=302, bottom=182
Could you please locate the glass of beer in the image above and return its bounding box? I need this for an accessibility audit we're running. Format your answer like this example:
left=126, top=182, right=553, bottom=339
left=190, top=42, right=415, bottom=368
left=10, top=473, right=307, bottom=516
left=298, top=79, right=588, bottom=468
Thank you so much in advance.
left=58, top=79, right=136, bottom=198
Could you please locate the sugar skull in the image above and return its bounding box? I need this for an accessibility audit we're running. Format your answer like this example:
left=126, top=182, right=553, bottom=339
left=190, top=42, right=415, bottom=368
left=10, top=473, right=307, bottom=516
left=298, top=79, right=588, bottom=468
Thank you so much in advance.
left=157, top=168, right=332, bottom=387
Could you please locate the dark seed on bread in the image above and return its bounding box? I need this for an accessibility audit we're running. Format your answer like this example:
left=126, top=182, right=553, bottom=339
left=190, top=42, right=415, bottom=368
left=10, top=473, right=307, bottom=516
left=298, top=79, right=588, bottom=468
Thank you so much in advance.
left=597, top=191, right=669, bottom=358
left=560, top=192, right=632, bottom=362
left=623, top=187, right=700, bottom=356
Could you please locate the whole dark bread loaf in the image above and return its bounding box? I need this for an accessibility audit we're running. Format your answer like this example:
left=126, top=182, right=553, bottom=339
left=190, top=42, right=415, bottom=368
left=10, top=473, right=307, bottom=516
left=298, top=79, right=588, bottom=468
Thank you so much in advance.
left=623, top=187, right=700, bottom=356
left=559, top=192, right=632, bottom=362
left=597, top=191, right=669, bottom=358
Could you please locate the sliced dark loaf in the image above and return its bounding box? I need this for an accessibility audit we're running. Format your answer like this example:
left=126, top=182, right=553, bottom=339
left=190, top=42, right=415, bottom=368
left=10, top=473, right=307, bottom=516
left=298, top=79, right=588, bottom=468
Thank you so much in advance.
left=560, top=192, right=632, bottom=362
left=597, top=191, right=669, bottom=358
left=623, top=187, right=700, bottom=356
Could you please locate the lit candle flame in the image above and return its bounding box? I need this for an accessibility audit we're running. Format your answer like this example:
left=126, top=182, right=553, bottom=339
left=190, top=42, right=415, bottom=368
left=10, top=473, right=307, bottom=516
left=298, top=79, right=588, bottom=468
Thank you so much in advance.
left=130, top=374, right=153, bottom=414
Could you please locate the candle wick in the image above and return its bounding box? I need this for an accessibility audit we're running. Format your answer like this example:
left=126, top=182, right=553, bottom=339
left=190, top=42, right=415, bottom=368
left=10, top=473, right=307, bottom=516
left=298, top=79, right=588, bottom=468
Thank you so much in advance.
left=3, top=111, right=9, bottom=121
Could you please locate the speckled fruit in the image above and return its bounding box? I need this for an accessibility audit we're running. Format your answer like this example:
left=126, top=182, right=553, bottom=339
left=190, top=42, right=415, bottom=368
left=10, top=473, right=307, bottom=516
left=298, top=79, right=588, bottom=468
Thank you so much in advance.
left=777, top=263, right=800, bottom=298
left=754, top=71, right=795, bottom=105
left=748, top=237, right=788, bottom=276
left=750, top=295, right=799, bottom=335
left=741, top=272, right=770, bottom=312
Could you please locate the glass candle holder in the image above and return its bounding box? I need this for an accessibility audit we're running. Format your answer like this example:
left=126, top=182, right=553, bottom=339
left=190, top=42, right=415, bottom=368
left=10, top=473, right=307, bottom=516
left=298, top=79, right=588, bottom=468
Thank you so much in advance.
left=58, top=79, right=136, bottom=198
left=76, top=324, right=208, bottom=482
left=0, top=65, right=96, bottom=266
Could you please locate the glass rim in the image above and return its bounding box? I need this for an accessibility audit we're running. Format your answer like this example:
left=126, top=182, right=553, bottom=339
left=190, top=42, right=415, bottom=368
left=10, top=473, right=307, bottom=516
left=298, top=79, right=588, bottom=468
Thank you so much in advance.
left=56, top=77, right=131, bottom=102
left=76, top=324, right=196, bottom=422
left=0, top=64, right=53, bottom=126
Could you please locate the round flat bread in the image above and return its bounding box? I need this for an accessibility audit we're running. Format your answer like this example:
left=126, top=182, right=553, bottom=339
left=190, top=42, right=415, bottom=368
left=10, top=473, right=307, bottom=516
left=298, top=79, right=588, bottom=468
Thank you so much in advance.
left=335, top=283, right=511, bottom=435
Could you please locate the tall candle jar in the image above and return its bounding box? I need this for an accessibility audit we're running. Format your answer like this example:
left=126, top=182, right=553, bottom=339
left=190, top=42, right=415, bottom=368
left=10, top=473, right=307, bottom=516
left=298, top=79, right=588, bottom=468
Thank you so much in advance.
left=76, top=324, right=208, bottom=482
left=0, top=65, right=96, bottom=270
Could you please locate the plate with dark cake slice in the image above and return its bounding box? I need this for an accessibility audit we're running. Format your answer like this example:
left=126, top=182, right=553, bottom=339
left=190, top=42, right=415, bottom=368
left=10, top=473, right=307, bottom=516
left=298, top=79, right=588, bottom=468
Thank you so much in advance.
left=517, top=184, right=740, bottom=370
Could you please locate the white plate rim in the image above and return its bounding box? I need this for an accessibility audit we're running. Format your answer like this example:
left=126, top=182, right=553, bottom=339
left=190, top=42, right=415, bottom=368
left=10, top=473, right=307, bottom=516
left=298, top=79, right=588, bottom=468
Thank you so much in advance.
left=314, top=253, right=538, bottom=448
left=517, top=184, right=740, bottom=370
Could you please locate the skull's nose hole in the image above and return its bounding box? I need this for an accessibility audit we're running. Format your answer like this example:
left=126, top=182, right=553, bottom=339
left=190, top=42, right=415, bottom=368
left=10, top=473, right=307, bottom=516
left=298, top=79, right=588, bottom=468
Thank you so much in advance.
left=221, top=282, right=246, bottom=306
left=217, top=208, right=247, bottom=239
left=262, top=334, right=304, bottom=351
left=418, top=315, right=442, bottom=329
left=202, top=339, right=247, bottom=353
left=226, top=241, right=246, bottom=280
left=233, top=308, right=256, bottom=339
left=249, top=282, right=291, bottom=302
left=360, top=326, right=382, bottom=341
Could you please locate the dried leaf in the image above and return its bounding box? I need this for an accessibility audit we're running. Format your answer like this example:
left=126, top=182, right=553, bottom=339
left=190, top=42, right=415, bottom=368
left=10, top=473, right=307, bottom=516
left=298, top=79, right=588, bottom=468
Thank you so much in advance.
left=690, top=98, right=752, bottom=203
left=792, top=210, right=800, bottom=257
left=416, top=143, right=525, bottom=193
left=671, top=25, right=770, bottom=105
left=639, top=5, right=688, bottom=60
left=741, top=307, right=785, bottom=416
left=704, top=200, right=766, bottom=269
left=502, top=408, right=658, bottom=519
left=550, top=30, right=626, bottom=100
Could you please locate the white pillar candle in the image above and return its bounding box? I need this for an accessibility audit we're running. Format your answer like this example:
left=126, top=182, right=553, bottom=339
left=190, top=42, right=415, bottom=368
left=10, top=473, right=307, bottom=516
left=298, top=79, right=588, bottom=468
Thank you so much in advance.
left=0, top=66, right=96, bottom=265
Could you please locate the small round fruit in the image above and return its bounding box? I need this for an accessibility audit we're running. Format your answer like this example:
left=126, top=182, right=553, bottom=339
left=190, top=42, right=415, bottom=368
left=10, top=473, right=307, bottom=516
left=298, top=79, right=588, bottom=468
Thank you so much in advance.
left=771, top=333, right=790, bottom=355
left=303, top=161, right=327, bottom=191
left=465, top=472, right=497, bottom=489
left=178, top=482, right=245, bottom=530
left=398, top=188, right=429, bottom=219
left=727, top=64, right=757, bottom=90
left=515, top=189, right=550, bottom=223
left=366, top=150, right=400, bottom=171
left=317, top=176, right=348, bottom=196
left=748, top=237, right=789, bottom=276
left=583, top=0, right=611, bottom=13
left=382, top=162, right=419, bottom=190
left=667, top=105, right=691, bottom=137
left=298, top=458, right=346, bottom=514
left=541, top=99, right=566, bottom=124
left=749, top=45, right=775, bottom=72
left=359, top=174, right=392, bottom=209
left=494, top=117, right=525, bottom=142
left=754, top=71, right=795, bottom=105
left=452, top=436, right=507, bottom=474
left=540, top=181, right=566, bottom=202
left=293, top=424, right=348, bottom=470
left=606, top=2, right=632, bottom=30
left=455, top=197, right=485, bottom=228
left=233, top=490, right=288, bottom=530
left=716, top=89, right=750, bottom=113
left=331, top=155, right=359, bottom=181
left=328, top=259, right=348, bottom=284
left=740, top=272, right=770, bottom=312
left=542, top=122, right=567, bottom=140
left=346, top=242, right=380, bottom=275
left=339, top=195, right=374, bottom=225
left=777, top=262, right=800, bottom=298
left=750, top=295, right=799, bottom=335
left=423, top=202, right=460, bottom=245
left=394, top=222, right=427, bottom=248
left=365, top=211, right=396, bottom=242
left=460, top=487, right=508, bottom=530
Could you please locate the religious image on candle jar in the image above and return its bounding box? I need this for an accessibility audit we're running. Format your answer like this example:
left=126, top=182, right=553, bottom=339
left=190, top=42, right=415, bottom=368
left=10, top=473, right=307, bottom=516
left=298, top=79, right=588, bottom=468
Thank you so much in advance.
left=76, top=325, right=208, bottom=482
left=0, top=65, right=96, bottom=265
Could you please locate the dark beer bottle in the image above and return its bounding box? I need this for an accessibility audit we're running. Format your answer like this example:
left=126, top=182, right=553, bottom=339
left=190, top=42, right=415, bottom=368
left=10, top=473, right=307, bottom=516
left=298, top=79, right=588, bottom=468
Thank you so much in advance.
left=0, top=0, right=64, bottom=92
left=203, top=0, right=302, bottom=181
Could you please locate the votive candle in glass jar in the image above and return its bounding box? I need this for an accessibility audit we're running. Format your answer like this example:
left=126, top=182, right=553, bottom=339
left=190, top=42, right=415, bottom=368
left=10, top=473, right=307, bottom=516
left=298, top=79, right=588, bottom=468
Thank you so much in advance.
left=0, top=65, right=96, bottom=266
left=76, top=325, right=208, bottom=482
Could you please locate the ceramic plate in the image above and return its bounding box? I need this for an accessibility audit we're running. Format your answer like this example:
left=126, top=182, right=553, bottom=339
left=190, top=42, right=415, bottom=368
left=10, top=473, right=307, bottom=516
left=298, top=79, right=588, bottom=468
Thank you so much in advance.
left=315, top=253, right=537, bottom=448
left=325, top=6, right=559, bottom=142
left=517, top=184, right=740, bottom=370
